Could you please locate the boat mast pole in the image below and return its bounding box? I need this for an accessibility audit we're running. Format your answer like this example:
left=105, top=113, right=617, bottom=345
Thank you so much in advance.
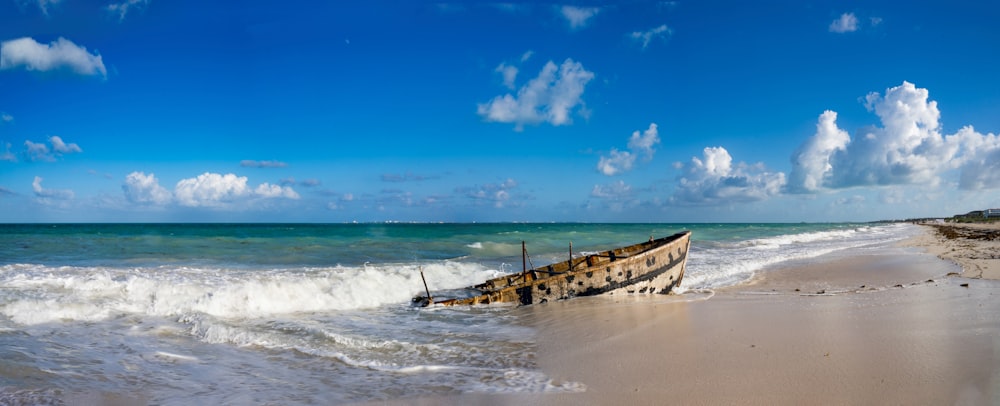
left=522, top=241, right=527, bottom=273
left=569, top=241, right=573, bottom=270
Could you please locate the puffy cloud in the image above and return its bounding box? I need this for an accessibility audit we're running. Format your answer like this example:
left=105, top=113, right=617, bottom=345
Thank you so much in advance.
left=560, top=5, right=600, bottom=30
left=495, top=63, right=518, bottom=90
left=32, top=176, right=74, bottom=200
left=477, top=58, right=594, bottom=131
left=49, top=136, right=81, bottom=154
left=788, top=82, right=1000, bottom=192
left=957, top=134, right=1000, bottom=190
left=254, top=183, right=300, bottom=199
left=123, top=172, right=172, bottom=205
left=597, top=149, right=634, bottom=176
left=672, top=147, right=786, bottom=205
left=458, top=178, right=519, bottom=208
left=627, top=123, right=660, bottom=158
left=1, top=112, right=11, bottom=122
left=598, top=123, right=661, bottom=176
left=106, top=0, right=148, bottom=22
left=630, top=24, right=671, bottom=49
left=240, top=160, right=288, bottom=168
left=170, top=172, right=299, bottom=207
left=829, top=13, right=858, bottom=33
left=174, top=173, right=251, bottom=207
left=0, top=37, right=107, bottom=78
left=787, top=110, right=850, bottom=193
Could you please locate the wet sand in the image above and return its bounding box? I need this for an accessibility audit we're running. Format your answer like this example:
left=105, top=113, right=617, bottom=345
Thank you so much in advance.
left=388, top=225, right=1000, bottom=406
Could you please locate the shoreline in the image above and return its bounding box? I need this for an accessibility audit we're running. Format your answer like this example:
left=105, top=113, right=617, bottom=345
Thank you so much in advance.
left=383, top=223, right=1000, bottom=405
left=906, top=222, right=1000, bottom=280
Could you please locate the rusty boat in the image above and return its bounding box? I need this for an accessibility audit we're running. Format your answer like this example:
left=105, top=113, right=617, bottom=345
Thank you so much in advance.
left=415, top=231, right=691, bottom=307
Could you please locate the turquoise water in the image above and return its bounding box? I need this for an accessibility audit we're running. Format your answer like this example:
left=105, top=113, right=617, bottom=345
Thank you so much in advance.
left=0, top=222, right=918, bottom=404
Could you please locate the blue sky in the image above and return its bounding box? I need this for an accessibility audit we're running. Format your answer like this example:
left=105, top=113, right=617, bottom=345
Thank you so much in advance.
left=1, top=1, right=999, bottom=222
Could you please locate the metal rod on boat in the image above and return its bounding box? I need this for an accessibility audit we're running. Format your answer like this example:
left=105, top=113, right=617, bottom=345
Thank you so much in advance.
left=569, top=241, right=573, bottom=270
left=419, top=266, right=432, bottom=302
left=522, top=241, right=527, bottom=273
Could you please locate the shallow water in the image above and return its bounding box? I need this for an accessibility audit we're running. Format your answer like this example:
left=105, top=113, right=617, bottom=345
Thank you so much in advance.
left=0, top=222, right=916, bottom=403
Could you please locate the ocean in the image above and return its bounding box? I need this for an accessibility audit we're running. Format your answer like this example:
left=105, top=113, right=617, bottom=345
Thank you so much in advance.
left=0, top=222, right=921, bottom=404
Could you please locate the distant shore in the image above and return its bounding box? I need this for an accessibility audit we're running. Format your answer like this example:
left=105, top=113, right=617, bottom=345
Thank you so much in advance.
left=386, top=223, right=1000, bottom=406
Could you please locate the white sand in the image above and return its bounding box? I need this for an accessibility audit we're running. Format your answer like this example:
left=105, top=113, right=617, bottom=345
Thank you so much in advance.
left=376, top=227, right=1000, bottom=406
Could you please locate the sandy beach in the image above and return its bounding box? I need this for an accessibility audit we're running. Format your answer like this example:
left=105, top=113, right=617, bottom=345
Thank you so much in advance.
left=387, top=224, right=1000, bottom=406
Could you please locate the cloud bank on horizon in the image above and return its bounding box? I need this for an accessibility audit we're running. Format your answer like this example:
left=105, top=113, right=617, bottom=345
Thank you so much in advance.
left=1, top=1, right=998, bottom=222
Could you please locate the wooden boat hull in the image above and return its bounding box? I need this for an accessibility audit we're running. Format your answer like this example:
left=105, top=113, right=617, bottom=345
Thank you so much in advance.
left=428, top=231, right=691, bottom=306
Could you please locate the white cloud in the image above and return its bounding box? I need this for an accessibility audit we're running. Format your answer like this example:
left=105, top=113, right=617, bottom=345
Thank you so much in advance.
left=630, top=24, right=671, bottom=49
left=49, top=135, right=81, bottom=154
left=672, top=147, right=786, bottom=205
left=477, top=58, right=594, bottom=131
left=560, top=5, right=600, bottom=30
left=240, top=160, right=288, bottom=168
left=22, top=136, right=82, bottom=161
left=254, top=183, right=300, bottom=199
left=597, top=148, right=634, bottom=176
left=172, top=172, right=299, bottom=207
left=1, top=112, right=12, bottom=122
left=495, top=63, right=518, bottom=90
left=788, top=82, right=1000, bottom=192
left=174, top=173, right=251, bottom=207
left=0, top=37, right=107, bottom=78
left=787, top=110, right=850, bottom=193
left=829, top=13, right=858, bottom=33
left=123, top=171, right=172, bottom=205
left=598, top=123, right=660, bottom=176
left=32, top=176, right=74, bottom=200
left=106, top=0, right=148, bottom=22
left=627, top=123, right=660, bottom=158
left=24, top=140, right=54, bottom=162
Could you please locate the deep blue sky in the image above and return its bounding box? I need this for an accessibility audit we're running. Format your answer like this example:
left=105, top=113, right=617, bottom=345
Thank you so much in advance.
left=2, top=1, right=998, bottom=222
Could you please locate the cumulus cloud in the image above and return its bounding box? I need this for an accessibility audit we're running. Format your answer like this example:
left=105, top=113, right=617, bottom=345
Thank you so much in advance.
left=123, top=172, right=172, bottom=205
left=106, top=0, right=148, bottom=22
left=458, top=178, right=519, bottom=208
left=788, top=82, right=1000, bottom=192
left=172, top=173, right=249, bottom=207
left=32, top=176, right=74, bottom=200
left=597, top=149, right=634, bottom=176
left=240, top=160, right=288, bottom=168
left=787, top=110, right=850, bottom=193
left=122, top=172, right=299, bottom=208
left=630, top=24, right=671, bottom=49
left=560, top=5, right=600, bottom=30
left=829, top=13, right=858, bottom=33
left=0, top=37, right=107, bottom=78
left=598, top=123, right=660, bottom=176
left=672, top=147, right=786, bottom=205
left=477, top=58, right=594, bottom=131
